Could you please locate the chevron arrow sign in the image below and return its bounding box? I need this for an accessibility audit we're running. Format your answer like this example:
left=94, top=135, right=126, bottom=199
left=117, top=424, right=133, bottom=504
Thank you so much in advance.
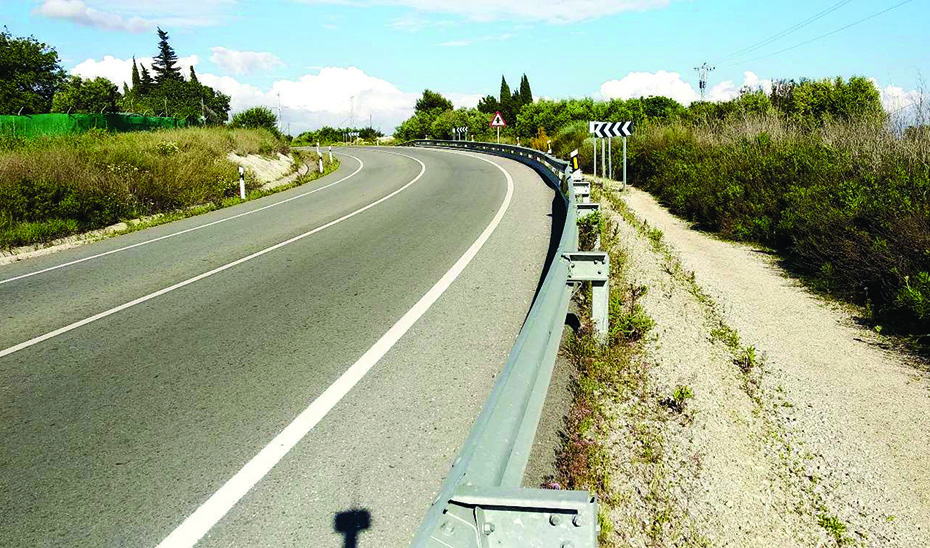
left=590, top=121, right=633, bottom=138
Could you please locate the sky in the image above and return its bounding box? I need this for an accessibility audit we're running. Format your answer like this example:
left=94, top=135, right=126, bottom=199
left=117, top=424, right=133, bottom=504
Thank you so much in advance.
left=2, top=0, right=928, bottom=134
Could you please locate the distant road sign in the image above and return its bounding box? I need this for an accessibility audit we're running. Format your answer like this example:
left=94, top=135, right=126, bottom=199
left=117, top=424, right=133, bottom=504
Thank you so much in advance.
left=453, top=126, right=468, bottom=134
left=590, top=121, right=633, bottom=138
left=490, top=112, right=507, bottom=128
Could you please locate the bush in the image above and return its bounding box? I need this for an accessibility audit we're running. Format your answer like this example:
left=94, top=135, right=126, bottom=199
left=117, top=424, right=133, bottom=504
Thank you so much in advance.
left=229, top=106, right=278, bottom=133
left=627, top=113, right=930, bottom=336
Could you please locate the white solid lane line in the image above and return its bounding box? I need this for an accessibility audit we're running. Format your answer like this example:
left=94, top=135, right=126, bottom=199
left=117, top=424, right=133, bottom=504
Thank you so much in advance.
left=155, top=152, right=516, bottom=548
left=0, top=154, right=422, bottom=360
left=0, top=154, right=366, bottom=286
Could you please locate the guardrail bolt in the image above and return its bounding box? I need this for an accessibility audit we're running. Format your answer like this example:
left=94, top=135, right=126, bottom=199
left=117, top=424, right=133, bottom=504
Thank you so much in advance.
left=482, top=522, right=495, bottom=535
left=440, top=520, right=455, bottom=536
left=549, top=514, right=563, bottom=526
left=573, top=514, right=584, bottom=527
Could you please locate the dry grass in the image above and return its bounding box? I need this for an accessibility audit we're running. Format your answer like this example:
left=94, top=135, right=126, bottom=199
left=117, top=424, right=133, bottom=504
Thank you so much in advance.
left=0, top=127, right=288, bottom=248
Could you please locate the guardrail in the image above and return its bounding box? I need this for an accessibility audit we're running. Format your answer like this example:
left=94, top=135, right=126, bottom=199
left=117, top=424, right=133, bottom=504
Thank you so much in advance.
left=404, top=139, right=607, bottom=548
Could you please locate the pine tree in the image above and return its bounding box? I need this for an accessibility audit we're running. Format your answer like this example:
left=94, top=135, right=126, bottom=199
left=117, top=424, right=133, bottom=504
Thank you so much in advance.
left=519, top=74, right=533, bottom=107
left=189, top=66, right=199, bottom=84
left=151, top=27, right=182, bottom=83
left=131, top=57, right=141, bottom=89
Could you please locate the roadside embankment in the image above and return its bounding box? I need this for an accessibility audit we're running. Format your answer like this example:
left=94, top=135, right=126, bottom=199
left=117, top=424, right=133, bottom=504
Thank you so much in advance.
left=626, top=117, right=930, bottom=345
left=0, top=128, right=339, bottom=261
left=574, top=177, right=930, bottom=547
left=0, top=127, right=297, bottom=250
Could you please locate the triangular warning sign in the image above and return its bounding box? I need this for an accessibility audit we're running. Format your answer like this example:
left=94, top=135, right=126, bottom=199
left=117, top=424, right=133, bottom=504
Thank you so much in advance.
left=490, top=111, right=507, bottom=128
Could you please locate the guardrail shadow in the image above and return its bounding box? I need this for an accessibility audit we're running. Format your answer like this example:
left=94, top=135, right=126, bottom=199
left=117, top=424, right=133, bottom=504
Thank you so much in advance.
left=334, top=508, right=372, bottom=548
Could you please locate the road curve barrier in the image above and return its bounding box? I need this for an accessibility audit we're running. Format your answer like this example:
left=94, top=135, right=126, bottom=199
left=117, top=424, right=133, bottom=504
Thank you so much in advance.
left=403, top=139, right=607, bottom=548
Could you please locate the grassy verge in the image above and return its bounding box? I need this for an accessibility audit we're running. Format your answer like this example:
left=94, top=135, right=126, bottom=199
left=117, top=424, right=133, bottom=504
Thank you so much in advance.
left=626, top=115, right=930, bottom=347
left=0, top=127, right=299, bottom=250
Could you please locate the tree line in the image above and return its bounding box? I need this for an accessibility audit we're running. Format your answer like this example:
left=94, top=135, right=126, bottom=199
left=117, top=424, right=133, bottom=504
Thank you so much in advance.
left=393, top=74, right=890, bottom=143
left=0, top=27, right=230, bottom=123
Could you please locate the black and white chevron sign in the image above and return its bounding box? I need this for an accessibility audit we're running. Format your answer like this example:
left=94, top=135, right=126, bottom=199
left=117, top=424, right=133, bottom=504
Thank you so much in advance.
left=590, top=121, right=633, bottom=138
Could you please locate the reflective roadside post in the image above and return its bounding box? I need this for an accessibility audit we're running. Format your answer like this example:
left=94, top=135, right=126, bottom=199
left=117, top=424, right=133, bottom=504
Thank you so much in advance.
left=238, top=166, right=246, bottom=199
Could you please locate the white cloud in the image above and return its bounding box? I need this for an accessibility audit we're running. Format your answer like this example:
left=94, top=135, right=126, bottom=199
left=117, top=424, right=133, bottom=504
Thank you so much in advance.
left=600, top=70, right=699, bottom=105
left=298, top=0, right=678, bottom=24
left=210, top=48, right=284, bottom=76
left=33, top=0, right=233, bottom=31
left=599, top=71, right=772, bottom=106
left=70, top=55, right=199, bottom=88
left=198, top=67, right=407, bottom=134
left=34, top=0, right=152, bottom=33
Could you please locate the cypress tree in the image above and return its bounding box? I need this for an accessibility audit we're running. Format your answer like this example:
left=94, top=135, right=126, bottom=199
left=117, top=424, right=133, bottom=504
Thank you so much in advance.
left=152, top=27, right=182, bottom=83
left=189, top=65, right=199, bottom=84
left=499, top=75, right=512, bottom=123
left=139, top=65, right=153, bottom=93
left=131, top=57, right=141, bottom=89
left=519, top=74, right=533, bottom=107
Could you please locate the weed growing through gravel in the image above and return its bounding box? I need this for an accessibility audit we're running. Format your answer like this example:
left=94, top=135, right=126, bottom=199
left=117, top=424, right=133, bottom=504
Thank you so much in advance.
left=599, top=183, right=857, bottom=547
left=554, top=185, right=713, bottom=547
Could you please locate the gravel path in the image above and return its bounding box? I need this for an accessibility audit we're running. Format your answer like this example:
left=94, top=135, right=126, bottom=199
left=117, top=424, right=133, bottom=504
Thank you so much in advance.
left=601, top=183, right=930, bottom=547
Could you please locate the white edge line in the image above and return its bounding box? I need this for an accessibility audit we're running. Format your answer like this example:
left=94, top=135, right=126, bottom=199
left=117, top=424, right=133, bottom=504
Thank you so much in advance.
left=155, top=151, right=515, bottom=548
left=0, top=155, right=366, bottom=286
left=0, top=154, right=416, bottom=361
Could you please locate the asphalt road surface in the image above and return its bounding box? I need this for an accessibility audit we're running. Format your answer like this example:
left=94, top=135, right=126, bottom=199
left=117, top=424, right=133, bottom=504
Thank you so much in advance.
left=0, top=146, right=556, bottom=547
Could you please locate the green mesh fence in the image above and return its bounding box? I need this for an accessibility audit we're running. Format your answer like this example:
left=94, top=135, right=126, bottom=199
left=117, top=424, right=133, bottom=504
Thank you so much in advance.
left=0, top=113, right=188, bottom=138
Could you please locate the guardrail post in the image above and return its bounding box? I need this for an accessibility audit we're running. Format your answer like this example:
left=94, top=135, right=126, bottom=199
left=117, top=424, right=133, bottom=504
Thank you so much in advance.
left=566, top=252, right=610, bottom=342
left=572, top=181, right=590, bottom=204
left=577, top=203, right=601, bottom=251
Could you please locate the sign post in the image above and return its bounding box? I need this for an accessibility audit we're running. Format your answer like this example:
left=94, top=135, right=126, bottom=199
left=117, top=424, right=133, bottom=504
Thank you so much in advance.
left=490, top=111, right=507, bottom=144
left=589, top=121, right=634, bottom=182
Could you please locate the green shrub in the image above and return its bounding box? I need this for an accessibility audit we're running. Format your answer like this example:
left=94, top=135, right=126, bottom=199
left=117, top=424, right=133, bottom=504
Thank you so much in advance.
left=628, top=113, right=930, bottom=337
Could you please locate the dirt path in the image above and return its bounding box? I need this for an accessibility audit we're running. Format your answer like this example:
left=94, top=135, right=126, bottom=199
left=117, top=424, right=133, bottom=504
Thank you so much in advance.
left=599, top=183, right=930, bottom=547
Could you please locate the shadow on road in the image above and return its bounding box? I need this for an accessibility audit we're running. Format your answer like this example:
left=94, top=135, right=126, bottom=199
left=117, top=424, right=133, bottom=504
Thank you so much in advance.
left=334, top=508, right=372, bottom=548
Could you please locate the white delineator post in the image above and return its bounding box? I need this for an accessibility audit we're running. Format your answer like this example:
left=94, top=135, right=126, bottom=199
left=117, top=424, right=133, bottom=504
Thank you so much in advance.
left=547, top=140, right=552, bottom=154
left=316, top=142, right=323, bottom=173
left=238, top=166, right=246, bottom=199
left=328, top=146, right=333, bottom=163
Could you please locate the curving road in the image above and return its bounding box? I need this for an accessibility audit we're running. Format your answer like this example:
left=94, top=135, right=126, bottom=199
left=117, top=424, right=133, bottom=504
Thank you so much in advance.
left=0, top=146, right=556, bottom=547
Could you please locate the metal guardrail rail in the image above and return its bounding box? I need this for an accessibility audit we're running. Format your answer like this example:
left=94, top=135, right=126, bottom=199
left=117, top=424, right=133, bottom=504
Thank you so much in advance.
left=404, top=140, right=604, bottom=548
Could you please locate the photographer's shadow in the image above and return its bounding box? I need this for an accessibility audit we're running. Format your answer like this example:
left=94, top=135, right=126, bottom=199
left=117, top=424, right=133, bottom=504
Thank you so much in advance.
left=334, top=509, right=372, bottom=548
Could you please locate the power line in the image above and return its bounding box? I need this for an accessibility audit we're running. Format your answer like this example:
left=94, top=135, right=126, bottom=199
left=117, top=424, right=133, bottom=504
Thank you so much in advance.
left=720, top=0, right=855, bottom=62
left=724, top=0, right=913, bottom=67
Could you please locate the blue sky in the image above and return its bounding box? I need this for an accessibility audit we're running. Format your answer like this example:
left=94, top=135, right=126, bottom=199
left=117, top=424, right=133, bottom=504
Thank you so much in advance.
left=3, top=0, right=927, bottom=133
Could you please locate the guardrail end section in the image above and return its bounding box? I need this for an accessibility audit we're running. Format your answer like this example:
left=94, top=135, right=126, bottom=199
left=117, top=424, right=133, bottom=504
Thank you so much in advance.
left=420, top=487, right=598, bottom=548
left=565, top=252, right=610, bottom=342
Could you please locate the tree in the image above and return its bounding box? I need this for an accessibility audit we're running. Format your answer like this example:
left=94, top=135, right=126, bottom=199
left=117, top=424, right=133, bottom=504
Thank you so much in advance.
left=230, top=106, right=278, bottom=131
left=499, top=75, right=513, bottom=124
left=415, top=89, right=453, bottom=113
left=519, top=74, right=533, bottom=107
left=151, top=27, right=182, bottom=84
left=189, top=65, right=199, bottom=85
left=0, top=29, right=65, bottom=114
left=139, top=65, right=153, bottom=94
left=477, top=94, right=499, bottom=114
left=51, top=76, right=120, bottom=114
left=131, top=57, right=141, bottom=89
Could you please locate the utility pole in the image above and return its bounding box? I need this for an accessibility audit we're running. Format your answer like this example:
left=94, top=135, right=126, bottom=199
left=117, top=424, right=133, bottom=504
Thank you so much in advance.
left=276, top=92, right=282, bottom=131
left=694, top=62, right=716, bottom=101
left=349, top=96, right=355, bottom=130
